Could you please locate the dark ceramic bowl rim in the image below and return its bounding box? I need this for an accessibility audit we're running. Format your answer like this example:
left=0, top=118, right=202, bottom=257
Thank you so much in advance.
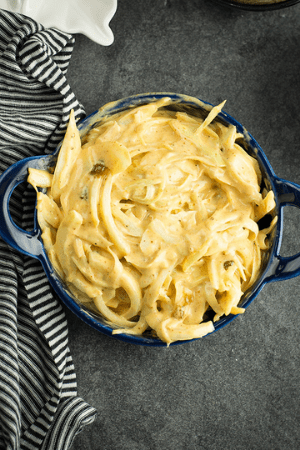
left=211, top=0, right=300, bottom=11
left=1, top=92, right=300, bottom=347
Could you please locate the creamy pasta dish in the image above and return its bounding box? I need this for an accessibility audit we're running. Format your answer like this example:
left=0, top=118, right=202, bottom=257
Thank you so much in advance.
left=28, top=98, right=277, bottom=344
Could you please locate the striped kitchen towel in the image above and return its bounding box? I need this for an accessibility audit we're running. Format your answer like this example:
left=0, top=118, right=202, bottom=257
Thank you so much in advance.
left=0, top=9, right=96, bottom=450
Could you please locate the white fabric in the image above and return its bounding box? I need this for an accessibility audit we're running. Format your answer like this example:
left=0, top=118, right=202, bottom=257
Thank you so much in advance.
left=0, top=0, right=117, bottom=46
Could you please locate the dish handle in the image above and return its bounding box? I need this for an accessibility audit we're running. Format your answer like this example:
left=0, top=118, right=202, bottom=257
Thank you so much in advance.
left=267, top=176, right=300, bottom=282
left=0, top=156, right=49, bottom=259
left=1, top=158, right=300, bottom=283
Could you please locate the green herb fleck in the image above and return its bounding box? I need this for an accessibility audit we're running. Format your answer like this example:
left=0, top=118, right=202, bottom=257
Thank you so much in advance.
left=224, top=260, right=234, bottom=270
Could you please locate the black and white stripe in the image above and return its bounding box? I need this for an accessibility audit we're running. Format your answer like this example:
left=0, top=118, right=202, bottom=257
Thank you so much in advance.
left=0, top=10, right=96, bottom=450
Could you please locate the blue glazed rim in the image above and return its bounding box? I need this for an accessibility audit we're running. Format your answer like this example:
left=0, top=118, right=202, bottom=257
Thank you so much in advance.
left=1, top=92, right=300, bottom=347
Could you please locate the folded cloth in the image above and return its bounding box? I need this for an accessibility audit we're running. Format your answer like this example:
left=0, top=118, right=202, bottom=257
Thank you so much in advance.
left=0, top=10, right=96, bottom=450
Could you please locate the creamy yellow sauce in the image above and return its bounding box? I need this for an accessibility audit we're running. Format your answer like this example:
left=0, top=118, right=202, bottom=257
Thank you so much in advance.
left=28, top=98, right=277, bottom=344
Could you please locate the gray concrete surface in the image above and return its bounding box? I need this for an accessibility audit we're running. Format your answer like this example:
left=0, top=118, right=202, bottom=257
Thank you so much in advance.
left=66, top=1, right=300, bottom=449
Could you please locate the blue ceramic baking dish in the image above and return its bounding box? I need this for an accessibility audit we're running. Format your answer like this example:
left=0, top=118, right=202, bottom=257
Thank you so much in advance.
left=1, top=92, right=300, bottom=346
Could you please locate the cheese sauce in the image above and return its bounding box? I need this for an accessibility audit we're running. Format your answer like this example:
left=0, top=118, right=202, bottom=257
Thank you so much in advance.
left=28, top=98, right=277, bottom=344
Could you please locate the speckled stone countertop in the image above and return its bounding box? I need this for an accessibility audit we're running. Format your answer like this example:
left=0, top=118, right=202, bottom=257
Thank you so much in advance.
left=66, top=1, right=300, bottom=448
